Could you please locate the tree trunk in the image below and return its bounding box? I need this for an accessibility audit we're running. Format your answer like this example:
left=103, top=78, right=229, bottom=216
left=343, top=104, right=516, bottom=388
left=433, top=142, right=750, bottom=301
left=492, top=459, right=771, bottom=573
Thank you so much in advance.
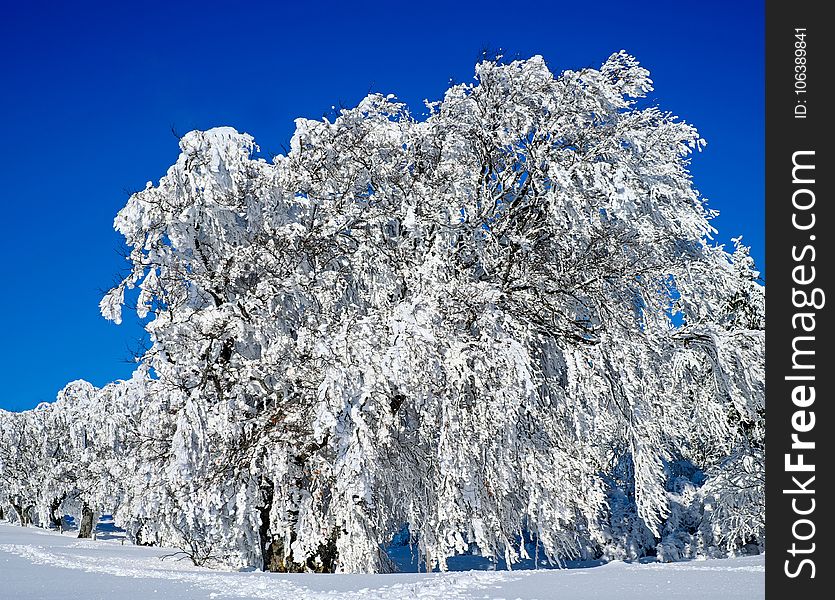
left=0, top=505, right=4, bottom=520
left=10, top=501, right=29, bottom=526
left=258, top=472, right=339, bottom=573
left=49, top=495, right=65, bottom=531
left=78, top=504, right=94, bottom=538
left=258, top=478, right=315, bottom=573
left=258, top=482, right=274, bottom=572
left=135, top=522, right=156, bottom=546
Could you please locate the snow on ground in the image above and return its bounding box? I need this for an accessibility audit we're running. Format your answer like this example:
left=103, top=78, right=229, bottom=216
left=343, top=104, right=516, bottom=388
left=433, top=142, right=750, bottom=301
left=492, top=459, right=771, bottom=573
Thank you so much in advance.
left=0, top=522, right=764, bottom=600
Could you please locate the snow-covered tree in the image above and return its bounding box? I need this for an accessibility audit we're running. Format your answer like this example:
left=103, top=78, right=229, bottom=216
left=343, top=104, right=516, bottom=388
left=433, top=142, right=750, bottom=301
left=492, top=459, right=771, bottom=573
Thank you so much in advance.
left=1, top=408, right=43, bottom=525
left=1, top=51, right=764, bottom=574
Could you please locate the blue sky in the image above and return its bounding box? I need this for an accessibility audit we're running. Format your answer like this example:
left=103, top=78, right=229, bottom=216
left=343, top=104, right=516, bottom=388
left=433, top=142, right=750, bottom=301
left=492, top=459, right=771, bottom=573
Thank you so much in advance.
left=0, top=0, right=763, bottom=411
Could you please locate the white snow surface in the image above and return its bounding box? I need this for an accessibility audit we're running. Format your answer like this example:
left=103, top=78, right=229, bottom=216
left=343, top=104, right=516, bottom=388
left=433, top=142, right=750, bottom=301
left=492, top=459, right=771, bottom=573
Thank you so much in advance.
left=0, top=522, right=763, bottom=600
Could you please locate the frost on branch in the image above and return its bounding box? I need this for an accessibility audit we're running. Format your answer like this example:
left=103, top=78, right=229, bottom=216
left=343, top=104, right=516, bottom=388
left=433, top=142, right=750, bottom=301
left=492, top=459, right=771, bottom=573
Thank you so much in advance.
left=1, top=51, right=763, bottom=572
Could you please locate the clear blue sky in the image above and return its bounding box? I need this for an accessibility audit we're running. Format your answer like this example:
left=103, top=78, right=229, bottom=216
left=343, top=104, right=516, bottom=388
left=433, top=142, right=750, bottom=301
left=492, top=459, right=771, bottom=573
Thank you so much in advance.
left=0, top=0, right=763, bottom=411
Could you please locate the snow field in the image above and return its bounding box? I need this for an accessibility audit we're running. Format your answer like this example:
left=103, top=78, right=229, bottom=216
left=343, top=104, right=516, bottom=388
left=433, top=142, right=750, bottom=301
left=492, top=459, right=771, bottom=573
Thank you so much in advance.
left=0, top=523, right=763, bottom=600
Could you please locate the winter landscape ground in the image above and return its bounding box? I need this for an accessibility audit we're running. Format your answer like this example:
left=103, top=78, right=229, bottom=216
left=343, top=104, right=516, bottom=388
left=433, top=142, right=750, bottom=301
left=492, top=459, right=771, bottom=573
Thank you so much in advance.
left=0, top=521, right=763, bottom=600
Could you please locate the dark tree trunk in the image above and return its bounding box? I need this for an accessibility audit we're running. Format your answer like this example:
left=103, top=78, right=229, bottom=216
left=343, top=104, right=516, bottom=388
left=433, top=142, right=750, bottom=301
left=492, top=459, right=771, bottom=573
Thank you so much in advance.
left=310, top=533, right=339, bottom=573
left=78, top=504, right=94, bottom=538
left=262, top=527, right=338, bottom=572
left=49, top=495, right=65, bottom=531
left=258, top=482, right=274, bottom=572
left=258, top=466, right=340, bottom=573
left=0, top=505, right=4, bottom=520
left=9, top=502, right=21, bottom=525
left=257, top=481, right=321, bottom=573
left=264, top=533, right=308, bottom=573
left=135, top=523, right=155, bottom=546
left=10, top=501, right=30, bottom=526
